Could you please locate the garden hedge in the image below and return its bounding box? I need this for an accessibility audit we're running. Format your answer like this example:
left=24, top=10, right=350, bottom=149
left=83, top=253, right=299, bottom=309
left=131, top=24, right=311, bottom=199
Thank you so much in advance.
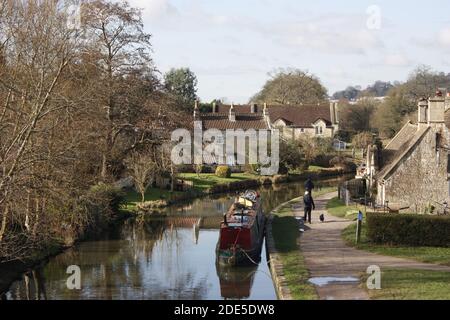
left=367, top=213, right=450, bottom=247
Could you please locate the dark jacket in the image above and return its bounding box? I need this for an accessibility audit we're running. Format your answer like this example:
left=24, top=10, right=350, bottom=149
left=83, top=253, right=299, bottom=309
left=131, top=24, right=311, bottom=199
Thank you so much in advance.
left=303, top=193, right=315, bottom=209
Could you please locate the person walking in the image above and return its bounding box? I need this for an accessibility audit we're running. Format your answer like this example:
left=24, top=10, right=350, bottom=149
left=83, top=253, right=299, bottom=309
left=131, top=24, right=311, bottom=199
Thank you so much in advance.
left=304, top=177, right=314, bottom=194
left=303, top=190, right=315, bottom=224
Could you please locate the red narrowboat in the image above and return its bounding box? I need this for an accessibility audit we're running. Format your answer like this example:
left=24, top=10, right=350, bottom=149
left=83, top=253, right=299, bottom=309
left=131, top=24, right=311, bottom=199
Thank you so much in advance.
left=216, top=190, right=266, bottom=266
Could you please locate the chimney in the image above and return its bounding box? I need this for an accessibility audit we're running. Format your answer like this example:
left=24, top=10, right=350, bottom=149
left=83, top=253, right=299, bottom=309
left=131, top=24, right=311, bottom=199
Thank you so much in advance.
left=193, top=100, right=200, bottom=120
left=330, top=101, right=336, bottom=124
left=229, top=103, right=236, bottom=122
left=428, top=90, right=445, bottom=125
left=418, top=97, right=428, bottom=125
left=263, top=103, right=268, bottom=117
left=250, top=103, right=257, bottom=113
left=212, top=102, right=217, bottom=113
left=334, top=102, right=339, bottom=123
left=445, top=92, right=450, bottom=111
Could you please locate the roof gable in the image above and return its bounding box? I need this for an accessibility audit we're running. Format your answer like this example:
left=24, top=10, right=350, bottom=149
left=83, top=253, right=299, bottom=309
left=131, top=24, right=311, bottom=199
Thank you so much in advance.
left=377, top=124, right=429, bottom=180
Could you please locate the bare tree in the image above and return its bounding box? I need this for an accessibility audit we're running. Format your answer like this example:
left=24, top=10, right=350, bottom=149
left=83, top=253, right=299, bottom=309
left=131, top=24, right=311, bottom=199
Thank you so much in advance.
left=125, top=152, right=159, bottom=203
left=83, top=0, right=155, bottom=180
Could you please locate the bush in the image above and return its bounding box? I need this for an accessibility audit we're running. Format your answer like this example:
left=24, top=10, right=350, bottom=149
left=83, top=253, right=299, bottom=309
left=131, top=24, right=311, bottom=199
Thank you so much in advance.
left=272, top=175, right=288, bottom=184
left=329, top=156, right=356, bottom=172
left=215, top=165, right=231, bottom=178
left=312, top=154, right=334, bottom=168
left=89, top=183, right=125, bottom=214
left=367, top=213, right=450, bottom=247
left=136, top=199, right=169, bottom=213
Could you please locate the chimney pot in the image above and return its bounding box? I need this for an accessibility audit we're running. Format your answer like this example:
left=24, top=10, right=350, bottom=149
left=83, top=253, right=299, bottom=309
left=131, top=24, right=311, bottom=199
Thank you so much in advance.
left=229, top=103, right=236, bottom=122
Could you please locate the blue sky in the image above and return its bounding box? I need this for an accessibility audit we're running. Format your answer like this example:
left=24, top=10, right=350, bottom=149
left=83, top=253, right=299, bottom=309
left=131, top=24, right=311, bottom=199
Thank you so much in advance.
left=128, top=0, right=450, bottom=103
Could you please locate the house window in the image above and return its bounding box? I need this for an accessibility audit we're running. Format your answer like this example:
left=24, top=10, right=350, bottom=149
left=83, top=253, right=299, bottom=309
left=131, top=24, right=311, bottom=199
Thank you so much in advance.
left=215, top=135, right=224, bottom=144
left=300, top=128, right=304, bottom=133
left=315, top=126, right=323, bottom=135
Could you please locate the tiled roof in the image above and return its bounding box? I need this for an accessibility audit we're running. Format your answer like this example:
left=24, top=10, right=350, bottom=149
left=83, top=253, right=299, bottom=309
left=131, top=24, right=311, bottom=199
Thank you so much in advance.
left=212, top=104, right=333, bottom=128
left=268, top=105, right=332, bottom=127
left=376, top=122, right=429, bottom=180
left=199, top=113, right=269, bottom=130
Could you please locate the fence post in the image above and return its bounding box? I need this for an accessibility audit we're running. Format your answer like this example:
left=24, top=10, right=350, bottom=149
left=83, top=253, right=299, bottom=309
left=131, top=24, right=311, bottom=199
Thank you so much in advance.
left=356, top=210, right=363, bottom=244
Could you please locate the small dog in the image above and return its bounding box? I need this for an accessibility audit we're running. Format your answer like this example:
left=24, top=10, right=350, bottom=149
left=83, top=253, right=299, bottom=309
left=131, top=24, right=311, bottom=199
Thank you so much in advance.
left=319, top=214, right=325, bottom=222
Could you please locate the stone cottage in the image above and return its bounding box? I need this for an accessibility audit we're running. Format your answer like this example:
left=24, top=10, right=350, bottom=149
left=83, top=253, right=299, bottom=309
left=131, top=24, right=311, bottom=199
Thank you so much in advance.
left=366, top=91, right=450, bottom=213
left=194, top=101, right=339, bottom=139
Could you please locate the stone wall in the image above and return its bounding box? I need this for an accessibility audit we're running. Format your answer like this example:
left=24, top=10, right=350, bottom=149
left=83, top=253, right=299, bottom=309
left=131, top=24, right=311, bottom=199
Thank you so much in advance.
left=380, top=128, right=448, bottom=213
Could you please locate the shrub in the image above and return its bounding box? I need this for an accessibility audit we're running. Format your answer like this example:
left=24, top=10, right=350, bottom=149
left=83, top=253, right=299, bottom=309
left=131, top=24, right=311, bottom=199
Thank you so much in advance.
left=272, top=175, right=287, bottom=184
left=367, top=213, right=450, bottom=247
left=89, top=183, right=125, bottom=214
left=329, top=156, right=356, bottom=172
left=259, top=176, right=273, bottom=185
left=215, top=165, right=231, bottom=178
left=137, top=200, right=169, bottom=213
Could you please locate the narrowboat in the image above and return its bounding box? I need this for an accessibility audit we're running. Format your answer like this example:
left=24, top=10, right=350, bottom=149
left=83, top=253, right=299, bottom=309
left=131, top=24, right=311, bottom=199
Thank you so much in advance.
left=216, top=190, right=266, bottom=266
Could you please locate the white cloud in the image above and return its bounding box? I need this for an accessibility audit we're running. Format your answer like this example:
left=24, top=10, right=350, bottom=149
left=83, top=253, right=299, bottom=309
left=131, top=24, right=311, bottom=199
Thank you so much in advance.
left=384, top=53, right=411, bottom=67
left=128, top=0, right=177, bottom=20
left=438, top=27, right=450, bottom=47
left=256, top=14, right=385, bottom=55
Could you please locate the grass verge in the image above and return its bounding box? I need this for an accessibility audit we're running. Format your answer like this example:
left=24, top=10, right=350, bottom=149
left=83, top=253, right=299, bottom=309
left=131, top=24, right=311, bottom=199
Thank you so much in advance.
left=122, top=188, right=184, bottom=212
left=326, top=197, right=367, bottom=219
left=178, top=173, right=259, bottom=192
left=362, top=268, right=450, bottom=299
left=342, top=223, right=450, bottom=266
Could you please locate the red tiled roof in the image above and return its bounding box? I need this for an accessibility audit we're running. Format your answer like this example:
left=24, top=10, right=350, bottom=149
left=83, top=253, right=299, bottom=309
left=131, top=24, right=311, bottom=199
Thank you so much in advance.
left=211, top=104, right=333, bottom=128
left=268, top=105, right=332, bottom=127
left=200, top=113, right=269, bottom=130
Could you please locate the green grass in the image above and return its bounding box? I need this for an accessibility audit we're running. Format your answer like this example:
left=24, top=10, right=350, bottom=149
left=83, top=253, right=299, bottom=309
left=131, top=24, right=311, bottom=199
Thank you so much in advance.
left=271, top=210, right=317, bottom=300
left=342, top=223, right=450, bottom=266
left=122, top=188, right=183, bottom=212
left=306, top=165, right=326, bottom=172
left=363, top=268, right=450, bottom=300
left=178, top=173, right=259, bottom=191
left=326, top=197, right=366, bottom=219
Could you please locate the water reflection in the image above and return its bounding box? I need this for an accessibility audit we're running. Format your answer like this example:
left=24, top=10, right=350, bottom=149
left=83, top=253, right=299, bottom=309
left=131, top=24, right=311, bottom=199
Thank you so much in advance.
left=4, top=177, right=347, bottom=300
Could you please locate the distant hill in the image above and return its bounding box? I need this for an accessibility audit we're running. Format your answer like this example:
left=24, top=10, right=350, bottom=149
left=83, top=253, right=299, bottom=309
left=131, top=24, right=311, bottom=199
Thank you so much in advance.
left=332, top=81, right=395, bottom=100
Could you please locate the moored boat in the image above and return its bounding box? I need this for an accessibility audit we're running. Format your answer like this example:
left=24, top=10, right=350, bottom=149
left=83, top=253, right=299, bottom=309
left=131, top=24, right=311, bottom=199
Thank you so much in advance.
left=216, top=190, right=266, bottom=266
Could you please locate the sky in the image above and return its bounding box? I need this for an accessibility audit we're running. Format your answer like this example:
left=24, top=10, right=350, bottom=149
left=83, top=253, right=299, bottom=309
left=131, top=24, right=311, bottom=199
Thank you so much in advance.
left=127, top=0, right=450, bottom=103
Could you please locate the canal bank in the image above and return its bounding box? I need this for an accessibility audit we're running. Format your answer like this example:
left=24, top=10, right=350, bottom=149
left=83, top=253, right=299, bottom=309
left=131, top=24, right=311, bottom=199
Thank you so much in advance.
left=1, top=176, right=349, bottom=299
left=130, top=168, right=352, bottom=213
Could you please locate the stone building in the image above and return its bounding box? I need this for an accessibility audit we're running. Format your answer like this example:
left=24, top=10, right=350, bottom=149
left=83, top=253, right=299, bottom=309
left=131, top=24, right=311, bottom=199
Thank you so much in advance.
left=194, top=101, right=339, bottom=139
left=366, top=91, right=450, bottom=213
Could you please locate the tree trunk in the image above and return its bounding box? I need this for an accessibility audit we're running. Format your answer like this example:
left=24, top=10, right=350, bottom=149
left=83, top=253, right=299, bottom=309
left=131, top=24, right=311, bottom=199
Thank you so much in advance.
left=170, top=165, right=175, bottom=192
left=25, top=191, right=31, bottom=232
left=101, top=153, right=108, bottom=181
left=0, top=205, right=8, bottom=243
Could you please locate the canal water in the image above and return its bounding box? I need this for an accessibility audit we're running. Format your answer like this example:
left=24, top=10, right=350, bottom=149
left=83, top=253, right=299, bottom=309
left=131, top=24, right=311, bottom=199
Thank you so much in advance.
left=3, top=177, right=346, bottom=300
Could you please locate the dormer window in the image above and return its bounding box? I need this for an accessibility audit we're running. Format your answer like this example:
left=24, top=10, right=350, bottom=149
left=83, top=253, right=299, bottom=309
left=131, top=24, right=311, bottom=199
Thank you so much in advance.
left=315, top=126, right=323, bottom=135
